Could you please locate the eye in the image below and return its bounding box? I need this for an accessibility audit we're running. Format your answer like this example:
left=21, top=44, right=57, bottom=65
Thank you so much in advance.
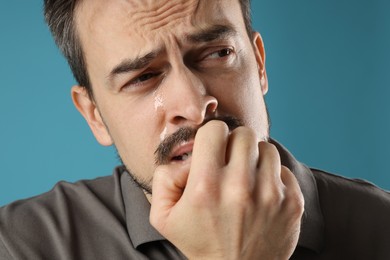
left=123, top=72, right=162, bottom=90
left=131, top=72, right=158, bottom=84
left=206, top=48, right=234, bottom=59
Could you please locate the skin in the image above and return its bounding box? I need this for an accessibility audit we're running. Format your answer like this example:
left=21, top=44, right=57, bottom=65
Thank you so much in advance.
left=72, top=0, right=304, bottom=258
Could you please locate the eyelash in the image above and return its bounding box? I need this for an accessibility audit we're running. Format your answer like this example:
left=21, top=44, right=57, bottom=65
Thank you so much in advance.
left=204, top=47, right=234, bottom=60
left=124, top=72, right=162, bottom=89
left=122, top=47, right=234, bottom=90
left=131, top=72, right=160, bottom=85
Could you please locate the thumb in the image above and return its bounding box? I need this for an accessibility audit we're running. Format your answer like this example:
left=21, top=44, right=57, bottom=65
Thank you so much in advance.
left=150, top=163, right=190, bottom=232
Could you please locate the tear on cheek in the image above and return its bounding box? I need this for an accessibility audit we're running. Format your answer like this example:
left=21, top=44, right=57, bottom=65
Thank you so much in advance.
left=160, top=126, right=168, bottom=141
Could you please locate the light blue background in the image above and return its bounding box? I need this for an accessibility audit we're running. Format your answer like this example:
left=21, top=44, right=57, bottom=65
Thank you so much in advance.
left=1, top=1, right=389, bottom=206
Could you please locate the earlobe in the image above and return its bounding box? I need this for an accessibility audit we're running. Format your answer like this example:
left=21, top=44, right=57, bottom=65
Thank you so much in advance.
left=71, top=86, right=113, bottom=146
left=252, top=32, right=269, bottom=95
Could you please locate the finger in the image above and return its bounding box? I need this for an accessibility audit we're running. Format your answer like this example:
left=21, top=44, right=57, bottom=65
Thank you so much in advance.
left=280, top=166, right=299, bottom=188
left=188, top=120, right=229, bottom=182
left=224, top=127, right=258, bottom=190
left=280, top=166, right=305, bottom=217
left=150, top=163, right=190, bottom=232
left=255, top=142, right=284, bottom=204
left=257, top=142, right=282, bottom=183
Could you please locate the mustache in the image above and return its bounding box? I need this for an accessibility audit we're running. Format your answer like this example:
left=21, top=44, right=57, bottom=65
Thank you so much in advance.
left=154, top=116, right=243, bottom=165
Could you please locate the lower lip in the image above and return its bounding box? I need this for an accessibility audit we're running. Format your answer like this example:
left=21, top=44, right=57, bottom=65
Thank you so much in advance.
left=170, top=155, right=192, bottom=165
left=170, top=142, right=194, bottom=162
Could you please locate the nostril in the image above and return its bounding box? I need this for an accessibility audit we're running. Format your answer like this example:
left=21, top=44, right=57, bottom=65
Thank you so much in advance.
left=172, top=115, right=187, bottom=124
left=205, top=97, right=218, bottom=114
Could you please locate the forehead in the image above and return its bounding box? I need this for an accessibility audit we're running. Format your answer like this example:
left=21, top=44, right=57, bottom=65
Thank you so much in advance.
left=75, top=0, right=245, bottom=82
left=76, top=0, right=242, bottom=38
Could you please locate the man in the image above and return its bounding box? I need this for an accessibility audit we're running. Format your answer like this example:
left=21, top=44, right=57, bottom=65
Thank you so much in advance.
left=0, top=0, right=389, bottom=259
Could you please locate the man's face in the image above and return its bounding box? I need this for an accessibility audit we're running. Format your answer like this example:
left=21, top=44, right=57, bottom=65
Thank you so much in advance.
left=73, top=0, right=269, bottom=192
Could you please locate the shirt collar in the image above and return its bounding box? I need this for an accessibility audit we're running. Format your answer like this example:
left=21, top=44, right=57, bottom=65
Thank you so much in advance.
left=120, top=169, right=165, bottom=248
left=271, top=139, right=325, bottom=253
left=120, top=140, right=325, bottom=253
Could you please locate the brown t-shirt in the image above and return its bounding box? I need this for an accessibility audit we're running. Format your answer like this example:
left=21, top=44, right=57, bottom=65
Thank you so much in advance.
left=1, top=141, right=389, bottom=259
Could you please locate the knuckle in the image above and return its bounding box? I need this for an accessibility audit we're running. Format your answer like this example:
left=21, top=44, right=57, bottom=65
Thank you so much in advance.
left=284, top=192, right=305, bottom=217
left=233, top=127, right=258, bottom=143
left=269, top=191, right=284, bottom=208
left=200, top=120, right=229, bottom=134
left=189, top=181, right=219, bottom=208
left=229, top=127, right=258, bottom=156
left=258, top=185, right=284, bottom=208
left=281, top=165, right=291, bottom=174
left=258, top=142, right=280, bottom=167
left=234, top=126, right=255, bottom=135
left=259, top=142, right=278, bottom=155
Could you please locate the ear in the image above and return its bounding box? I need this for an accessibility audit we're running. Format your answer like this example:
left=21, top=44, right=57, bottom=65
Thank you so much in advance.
left=71, top=86, right=113, bottom=146
left=252, top=32, right=268, bottom=95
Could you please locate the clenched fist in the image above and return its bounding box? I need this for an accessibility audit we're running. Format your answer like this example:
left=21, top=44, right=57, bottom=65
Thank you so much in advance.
left=150, top=120, right=304, bottom=259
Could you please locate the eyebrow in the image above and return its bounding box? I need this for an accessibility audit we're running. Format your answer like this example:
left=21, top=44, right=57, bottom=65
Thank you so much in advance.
left=186, top=24, right=237, bottom=43
left=107, top=24, right=237, bottom=82
left=108, top=50, right=160, bottom=82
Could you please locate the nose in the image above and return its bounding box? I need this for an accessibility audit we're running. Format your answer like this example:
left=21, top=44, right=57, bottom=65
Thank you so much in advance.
left=162, top=67, right=218, bottom=126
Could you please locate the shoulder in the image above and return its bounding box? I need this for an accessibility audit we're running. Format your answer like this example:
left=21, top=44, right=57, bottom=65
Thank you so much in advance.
left=311, top=168, right=390, bottom=256
left=0, top=168, right=126, bottom=259
left=0, top=169, right=124, bottom=221
left=312, top=168, right=390, bottom=207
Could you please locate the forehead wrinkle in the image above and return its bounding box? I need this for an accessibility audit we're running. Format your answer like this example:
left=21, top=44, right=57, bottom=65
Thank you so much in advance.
left=125, top=0, right=199, bottom=34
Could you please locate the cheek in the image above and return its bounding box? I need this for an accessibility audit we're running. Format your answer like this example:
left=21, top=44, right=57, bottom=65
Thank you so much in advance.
left=98, top=96, right=160, bottom=172
left=207, top=63, right=267, bottom=137
left=210, top=63, right=263, bottom=110
left=110, top=111, right=159, bottom=180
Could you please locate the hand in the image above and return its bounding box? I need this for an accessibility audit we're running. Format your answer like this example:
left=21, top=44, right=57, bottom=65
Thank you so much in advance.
left=150, top=121, right=304, bottom=259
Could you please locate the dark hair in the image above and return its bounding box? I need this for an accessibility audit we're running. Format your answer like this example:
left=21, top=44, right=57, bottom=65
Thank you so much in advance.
left=44, top=0, right=253, bottom=99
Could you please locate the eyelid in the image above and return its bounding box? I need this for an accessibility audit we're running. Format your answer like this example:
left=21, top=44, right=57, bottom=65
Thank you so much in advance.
left=121, top=71, right=162, bottom=91
left=200, top=46, right=235, bottom=61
